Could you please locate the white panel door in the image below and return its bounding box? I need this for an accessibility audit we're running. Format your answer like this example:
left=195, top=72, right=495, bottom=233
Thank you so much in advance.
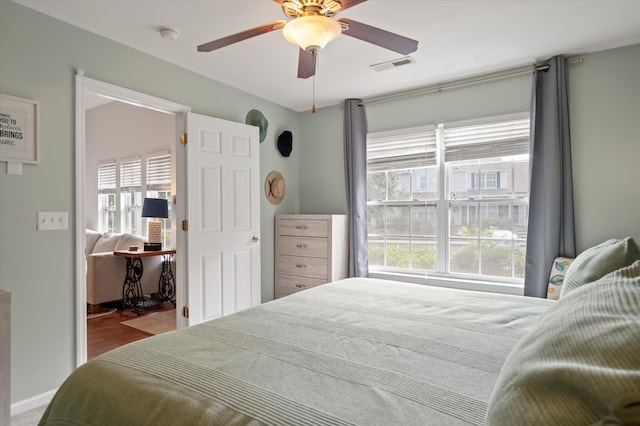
left=186, top=113, right=260, bottom=326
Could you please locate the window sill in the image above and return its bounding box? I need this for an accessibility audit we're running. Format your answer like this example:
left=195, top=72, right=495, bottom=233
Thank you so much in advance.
left=368, top=271, right=524, bottom=296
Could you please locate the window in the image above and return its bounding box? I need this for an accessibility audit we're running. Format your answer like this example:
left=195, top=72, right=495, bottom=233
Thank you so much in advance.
left=367, top=113, right=529, bottom=283
left=96, top=151, right=172, bottom=245
left=120, top=157, right=142, bottom=234
left=97, top=161, right=117, bottom=233
left=146, top=153, right=172, bottom=247
left=367, top=126, right=438, bottom=271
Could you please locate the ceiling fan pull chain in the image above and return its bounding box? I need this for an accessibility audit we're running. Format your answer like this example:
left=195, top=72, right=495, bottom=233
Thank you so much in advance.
left=312, top=50, right=318, bottom=113
left=312, top=73, right=316, bottom=114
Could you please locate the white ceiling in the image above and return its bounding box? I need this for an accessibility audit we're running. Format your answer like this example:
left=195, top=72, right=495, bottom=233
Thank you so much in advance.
left=13, top=0, right=640, bottom=112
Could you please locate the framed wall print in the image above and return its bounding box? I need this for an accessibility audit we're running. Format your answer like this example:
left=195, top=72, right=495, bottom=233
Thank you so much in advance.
left=0, top=93, right=40, bottom=164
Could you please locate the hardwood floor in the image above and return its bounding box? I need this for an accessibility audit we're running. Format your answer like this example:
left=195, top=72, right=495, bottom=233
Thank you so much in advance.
left=87, top=301, right=175, bottom=360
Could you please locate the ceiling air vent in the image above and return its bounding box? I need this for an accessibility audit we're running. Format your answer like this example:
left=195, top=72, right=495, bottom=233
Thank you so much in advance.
left=370, top=56, right=416, bottom=72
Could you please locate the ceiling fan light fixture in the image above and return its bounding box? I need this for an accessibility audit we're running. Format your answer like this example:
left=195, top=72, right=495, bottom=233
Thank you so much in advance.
left=283, top=15, right=342, bottom=51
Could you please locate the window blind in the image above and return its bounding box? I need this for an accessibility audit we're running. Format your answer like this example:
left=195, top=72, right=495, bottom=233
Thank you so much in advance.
left=367, top=125, right=437, bottom=171
left=146, top=154, right=171, bottom=191
left=444, top=117, right=530, bottom=162
left=120, top=158, right=141, bottom=192
left=97, top=162, right=116, bottom=194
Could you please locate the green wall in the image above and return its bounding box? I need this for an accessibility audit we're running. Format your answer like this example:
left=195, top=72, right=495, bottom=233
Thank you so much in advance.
left=0, top=1, right=299, bottom=403
left=568, top=44, right=640, bottom=250
left=300, top=45, right=640, bottom=251
left=299, top=105, right=347, bottom=214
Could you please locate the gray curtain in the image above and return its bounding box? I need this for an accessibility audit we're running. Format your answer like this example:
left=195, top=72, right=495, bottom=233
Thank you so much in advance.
left=343, top=99, right=369, bottom=277
left=525, top=56, right=576, bottom=297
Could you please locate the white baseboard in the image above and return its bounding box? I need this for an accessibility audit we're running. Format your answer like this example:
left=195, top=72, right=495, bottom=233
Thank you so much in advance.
left=11, top=389, right=57, bottom=417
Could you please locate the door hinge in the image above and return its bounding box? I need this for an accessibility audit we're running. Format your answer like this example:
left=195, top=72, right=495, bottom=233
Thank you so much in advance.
left=182, top=306, right=189, bottom=318
left=181, top=133, right=187, bottom=145
left=182, top=220, right=188, bottom=231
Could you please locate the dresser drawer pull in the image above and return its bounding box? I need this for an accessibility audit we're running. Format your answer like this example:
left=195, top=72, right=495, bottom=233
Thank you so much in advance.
left=295, top=284, right=307, bottom=289
left=295, top=244, right=307, bottom=248
left=295, top=225, right=307, bottom=230
left=295, top=264, right=307, bottom=268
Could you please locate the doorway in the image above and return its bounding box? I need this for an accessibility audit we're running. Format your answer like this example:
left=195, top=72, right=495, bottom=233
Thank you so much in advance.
left=75, top=75, right=190, bottom=366
left=75, top=75, right=262, bottom=366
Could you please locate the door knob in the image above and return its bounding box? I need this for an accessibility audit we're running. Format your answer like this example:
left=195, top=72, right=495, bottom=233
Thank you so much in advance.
left=252, top=235, right=261, bottom=243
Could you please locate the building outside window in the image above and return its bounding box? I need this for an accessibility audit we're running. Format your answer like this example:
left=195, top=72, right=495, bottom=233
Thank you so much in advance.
left=367, top=112, right=530, bottom=283
left=470, top=171, right=504, bottom=190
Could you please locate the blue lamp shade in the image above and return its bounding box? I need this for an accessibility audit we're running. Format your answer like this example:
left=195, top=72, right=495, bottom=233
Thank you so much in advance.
left=141, top=198, right=169, bottom=219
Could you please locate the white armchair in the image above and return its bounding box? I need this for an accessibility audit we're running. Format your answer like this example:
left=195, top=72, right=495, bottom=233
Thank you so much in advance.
left=86, top=231, right=163, bottom=313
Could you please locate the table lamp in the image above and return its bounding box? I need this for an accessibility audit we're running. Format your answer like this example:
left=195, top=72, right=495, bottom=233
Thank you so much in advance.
left=141, top=197, right=168, bottom=251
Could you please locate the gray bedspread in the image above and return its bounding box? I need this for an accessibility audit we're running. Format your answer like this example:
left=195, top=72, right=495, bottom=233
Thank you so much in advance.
left=40, top=277, right=553, bottom=425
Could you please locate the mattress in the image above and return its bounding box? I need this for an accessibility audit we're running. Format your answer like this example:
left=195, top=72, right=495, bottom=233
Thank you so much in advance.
left=40, top=277, right=553, bottom=425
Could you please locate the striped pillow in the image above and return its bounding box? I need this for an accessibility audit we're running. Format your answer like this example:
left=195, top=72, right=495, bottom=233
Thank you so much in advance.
left=560, top=237, right=639, bottom=298
left=486, top=261, right=640, bottom=425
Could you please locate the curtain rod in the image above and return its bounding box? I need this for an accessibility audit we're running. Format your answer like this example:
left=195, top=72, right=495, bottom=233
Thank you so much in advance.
left=359, top=57, right=584, bottom=106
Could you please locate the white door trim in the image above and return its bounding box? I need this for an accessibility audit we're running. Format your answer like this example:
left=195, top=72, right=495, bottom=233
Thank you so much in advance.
left=74, top=74, right=190, bottom=367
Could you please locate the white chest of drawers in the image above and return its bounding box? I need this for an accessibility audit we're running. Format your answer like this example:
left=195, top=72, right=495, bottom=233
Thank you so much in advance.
left=275, top=214, right=348, bottom=298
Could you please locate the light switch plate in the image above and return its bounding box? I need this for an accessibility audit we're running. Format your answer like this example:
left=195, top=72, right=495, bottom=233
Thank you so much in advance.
left=7, top=162, right=22, bottom=175
left=38, top=211, right=68, bottom=230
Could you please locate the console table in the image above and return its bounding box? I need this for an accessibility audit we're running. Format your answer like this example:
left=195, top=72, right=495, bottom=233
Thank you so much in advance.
left=114, top=249, right=176, bottom=313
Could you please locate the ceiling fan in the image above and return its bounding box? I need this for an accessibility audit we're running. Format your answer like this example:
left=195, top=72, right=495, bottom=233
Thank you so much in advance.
left=197, top=0, right=419, bottom=79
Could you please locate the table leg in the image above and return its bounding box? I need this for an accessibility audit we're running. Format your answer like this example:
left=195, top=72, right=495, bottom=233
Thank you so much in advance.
left=122, top=257, right=144, bottom=314
left=159, top=253, right=176, bottom=306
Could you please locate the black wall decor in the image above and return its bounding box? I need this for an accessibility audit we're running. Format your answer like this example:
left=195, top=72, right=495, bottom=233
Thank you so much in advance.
left=277, top=130, right=293, bottom=157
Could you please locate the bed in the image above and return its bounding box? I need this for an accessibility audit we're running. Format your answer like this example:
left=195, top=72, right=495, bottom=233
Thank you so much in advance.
left=41, top=243, right=640, bottom=426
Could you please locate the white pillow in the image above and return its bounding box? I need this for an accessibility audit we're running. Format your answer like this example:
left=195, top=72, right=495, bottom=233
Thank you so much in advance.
left=85, top=229, right=102, bottom=255
left=114, top=233, right=146, bottom=251
left=92, top=233, right=121, bottom=253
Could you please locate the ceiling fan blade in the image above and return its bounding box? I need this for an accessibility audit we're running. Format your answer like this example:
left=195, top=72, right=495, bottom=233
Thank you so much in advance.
left=298, top=48, right=316, bottom=79
left=197, top=21, right=286, bottom=52
left=339, top=18, right=418, bottom=55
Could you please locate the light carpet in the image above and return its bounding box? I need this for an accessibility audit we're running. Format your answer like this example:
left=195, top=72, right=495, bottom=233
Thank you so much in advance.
left=121, top=309, right=176, bottom=335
